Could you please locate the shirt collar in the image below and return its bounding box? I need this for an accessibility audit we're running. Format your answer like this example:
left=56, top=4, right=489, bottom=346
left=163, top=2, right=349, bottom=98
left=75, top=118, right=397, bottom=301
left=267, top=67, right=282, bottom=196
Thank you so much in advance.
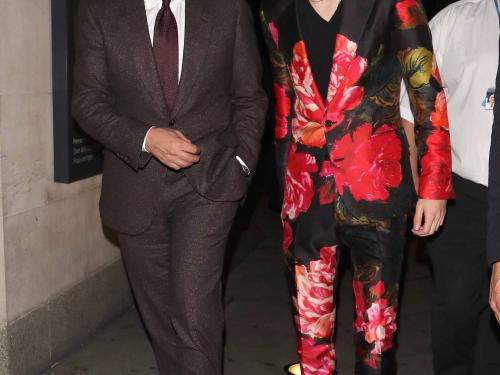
left=144, top=0, right=183, bottom=10
left=144, top=0, right=162, bottom=10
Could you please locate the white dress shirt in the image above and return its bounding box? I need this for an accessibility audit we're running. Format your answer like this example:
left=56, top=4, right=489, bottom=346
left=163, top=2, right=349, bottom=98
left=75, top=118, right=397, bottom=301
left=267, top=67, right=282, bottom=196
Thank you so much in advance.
left=142, top=0, right=249, bottom=174
left=400, top=0, right=499, bottom=186
left=145, top=0, right=185, bottom=82
left=142, top=0, right=185, bottom=151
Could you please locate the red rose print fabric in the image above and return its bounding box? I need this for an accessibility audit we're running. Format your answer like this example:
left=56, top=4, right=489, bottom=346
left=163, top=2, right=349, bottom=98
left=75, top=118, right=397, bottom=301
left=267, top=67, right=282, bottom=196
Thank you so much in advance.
left=298, top=337, right=336, bottom=375
left=353, top=280, right=366, bottom=333
left=352, top=262, right=401, bottom=370
left=294, top=246, right=337, bottom=339
left=325, top=35, right=368, bottom=126
left=330, top=124, right=403, bottom=201
left=364, top=298, right=397, bottom=356
left=269, top=21, right=279, bottom=47
left=290, top=41, right=327, bottom=148
left=419, top=130, right=453, bottom=199
left=281, top=144, right=318, bottom=221
left=282, top=220, right=293, bottom=252
left=274, top=83, right=291, bottom=140
left=294, top=247, right=337, bottom=374
left=431, top=91, right=448, bottom=129
left=395, top=0, right=427, bottom=30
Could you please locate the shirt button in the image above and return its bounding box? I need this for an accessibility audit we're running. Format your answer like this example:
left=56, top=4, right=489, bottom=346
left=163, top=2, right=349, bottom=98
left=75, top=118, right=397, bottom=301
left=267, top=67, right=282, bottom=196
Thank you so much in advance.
left=325, top=120, right=333, bottom=126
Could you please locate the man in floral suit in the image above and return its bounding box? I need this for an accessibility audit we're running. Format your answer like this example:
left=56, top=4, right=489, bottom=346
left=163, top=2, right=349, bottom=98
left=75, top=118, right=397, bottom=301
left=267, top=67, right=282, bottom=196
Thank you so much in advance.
left=261, top=0, right=453, bottom=374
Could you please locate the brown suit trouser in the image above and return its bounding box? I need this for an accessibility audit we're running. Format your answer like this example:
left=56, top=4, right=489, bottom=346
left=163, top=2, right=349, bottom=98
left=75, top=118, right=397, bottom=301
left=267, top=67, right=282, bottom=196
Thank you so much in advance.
left=118, top=173, right=239, bottom=375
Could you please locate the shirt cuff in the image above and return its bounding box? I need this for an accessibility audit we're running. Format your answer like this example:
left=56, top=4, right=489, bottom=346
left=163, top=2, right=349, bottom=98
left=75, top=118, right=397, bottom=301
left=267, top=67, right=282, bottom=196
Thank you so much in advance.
left=142, top=126, right=155, bottom=152
left=236, top=155, right=251, bottom=176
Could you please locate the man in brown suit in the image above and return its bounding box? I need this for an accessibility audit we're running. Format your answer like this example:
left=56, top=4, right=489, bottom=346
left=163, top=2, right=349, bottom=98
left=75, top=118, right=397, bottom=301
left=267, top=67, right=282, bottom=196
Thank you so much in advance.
left=72, top=0, right=267, bottom=373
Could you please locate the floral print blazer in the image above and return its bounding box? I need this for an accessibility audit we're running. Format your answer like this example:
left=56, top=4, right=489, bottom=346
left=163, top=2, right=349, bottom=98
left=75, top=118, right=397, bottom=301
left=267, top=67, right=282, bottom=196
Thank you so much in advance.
left=261, top=0, right=453, bottom=223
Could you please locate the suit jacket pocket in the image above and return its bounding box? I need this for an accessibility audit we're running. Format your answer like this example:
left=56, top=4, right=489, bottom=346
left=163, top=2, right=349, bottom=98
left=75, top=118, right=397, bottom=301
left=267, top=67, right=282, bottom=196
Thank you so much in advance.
left=204, top=151, right=248, bottom=202
left=183, top=136, right=247, bottom=201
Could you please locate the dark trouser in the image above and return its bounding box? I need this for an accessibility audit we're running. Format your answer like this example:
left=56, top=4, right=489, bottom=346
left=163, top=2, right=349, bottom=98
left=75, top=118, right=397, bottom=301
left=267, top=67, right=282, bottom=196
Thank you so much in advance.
left=341, top=218, right=406, bottom=375
left=117, top=174, right=239, bottom=375
left=428, top=173, right=500, bottom=375
left=285, top=195, right=406, bottom=375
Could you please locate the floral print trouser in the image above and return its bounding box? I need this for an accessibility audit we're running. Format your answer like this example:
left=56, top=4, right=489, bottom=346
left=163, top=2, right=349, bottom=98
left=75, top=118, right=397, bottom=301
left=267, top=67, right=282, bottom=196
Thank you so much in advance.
left=285, top=206, right=406, bottom=375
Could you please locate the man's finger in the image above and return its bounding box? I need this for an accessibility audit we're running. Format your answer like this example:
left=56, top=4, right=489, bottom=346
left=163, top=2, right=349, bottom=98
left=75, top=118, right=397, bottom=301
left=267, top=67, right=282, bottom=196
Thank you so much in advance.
left=490, top=273, right=500, bottom=323
left=427, top=217, right=439, bottom=236
left=165, top=160, right=182, bottom=170
left=177, top=141, right=200, bottom=155
left=494, top=294, right=500, bottom=323
left=413, top=204, right=424, bottom=232
left=162, top=150, right=199, bottom=166
left=491, top=297, right=500, bottom=322
left=432, top=211, right=444, bottom=234
left=432, top=216, right=442, bottom=234
left=438, top=212, right=446, bottom=227
left=420, top=210, right=435, bottom=235
left=175, top=150, right=201, bottom=164
left=169, top=156, right=194, bottom=169
left=158, top=152, right=189, bottom=169
left=495, top=279, right=500, bottom=294
left=156, top=141, right=199, bottom=161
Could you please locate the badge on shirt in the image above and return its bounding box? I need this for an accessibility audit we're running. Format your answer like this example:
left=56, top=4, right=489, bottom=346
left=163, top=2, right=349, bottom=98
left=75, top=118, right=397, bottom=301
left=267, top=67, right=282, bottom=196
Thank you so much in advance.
left=482, top=87, right=496, bottom=110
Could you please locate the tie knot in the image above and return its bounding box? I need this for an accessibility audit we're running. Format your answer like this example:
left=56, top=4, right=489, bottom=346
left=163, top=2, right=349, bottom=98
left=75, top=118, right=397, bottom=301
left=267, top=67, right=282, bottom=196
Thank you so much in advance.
left=162, top=0, right=171, bottom=8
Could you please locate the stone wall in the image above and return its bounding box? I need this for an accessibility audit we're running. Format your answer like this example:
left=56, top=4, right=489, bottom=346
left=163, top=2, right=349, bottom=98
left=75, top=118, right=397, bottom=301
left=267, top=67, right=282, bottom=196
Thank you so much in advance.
left=0, top=0, right=133, bottom=373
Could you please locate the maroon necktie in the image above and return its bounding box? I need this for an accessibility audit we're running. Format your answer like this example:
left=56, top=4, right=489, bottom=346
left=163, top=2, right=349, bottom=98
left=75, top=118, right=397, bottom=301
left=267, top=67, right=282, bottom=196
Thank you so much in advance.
left=153, top=0, right=179, bottom=110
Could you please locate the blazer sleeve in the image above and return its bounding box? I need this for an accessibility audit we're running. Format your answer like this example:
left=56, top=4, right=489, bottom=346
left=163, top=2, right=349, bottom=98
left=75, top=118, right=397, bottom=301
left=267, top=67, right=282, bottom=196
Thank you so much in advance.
left=488, top=39, right=500, bottom=266
left=230, top=0, right=268, bottom=175
left=260, top=8, right=294, bottom=193
left=393, top=0, right=453, bottom=200
left=72, top=0, right=151, bottom=171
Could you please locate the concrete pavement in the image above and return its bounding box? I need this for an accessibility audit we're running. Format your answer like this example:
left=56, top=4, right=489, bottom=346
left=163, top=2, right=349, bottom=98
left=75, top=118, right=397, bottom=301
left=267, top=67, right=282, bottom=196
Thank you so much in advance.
left=43, top=201, right=433, bottom=375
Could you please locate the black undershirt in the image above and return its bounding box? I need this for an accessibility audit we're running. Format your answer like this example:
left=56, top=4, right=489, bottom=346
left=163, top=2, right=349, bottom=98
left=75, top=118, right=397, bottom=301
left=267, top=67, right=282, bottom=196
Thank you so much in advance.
left=298, top=0, right=344, bottom=102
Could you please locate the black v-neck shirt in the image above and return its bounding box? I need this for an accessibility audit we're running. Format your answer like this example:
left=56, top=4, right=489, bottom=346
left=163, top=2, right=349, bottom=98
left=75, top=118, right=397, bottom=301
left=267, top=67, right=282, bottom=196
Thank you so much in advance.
left=298, top=0, right=344, bottom=102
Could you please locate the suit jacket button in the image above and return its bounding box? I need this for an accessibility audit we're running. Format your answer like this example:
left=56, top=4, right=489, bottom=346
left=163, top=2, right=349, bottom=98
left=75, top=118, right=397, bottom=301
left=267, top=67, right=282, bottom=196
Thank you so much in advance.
left=325, top=120, right=333, bottom=126
left=169, top=118, right=176, bottom=127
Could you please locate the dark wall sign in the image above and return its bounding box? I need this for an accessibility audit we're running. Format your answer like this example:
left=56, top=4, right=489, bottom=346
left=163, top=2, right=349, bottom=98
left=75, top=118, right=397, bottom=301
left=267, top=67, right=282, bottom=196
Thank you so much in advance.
left=52, top=0, right=103, bottom=183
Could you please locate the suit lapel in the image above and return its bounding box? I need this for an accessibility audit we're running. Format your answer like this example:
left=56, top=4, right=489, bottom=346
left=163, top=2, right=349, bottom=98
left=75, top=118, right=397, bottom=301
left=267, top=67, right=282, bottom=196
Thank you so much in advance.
left=293, top=0, right=329, bottom=112
left=171, top=0, right=212, bottom=117
left=267, top=0, right=325, bottom=114
left=270, top=0, right=379, bottom=121
left=270, top=0, right=298, bottom=62
left=117, top=0, right=168, bottom=117
left=338, top=0, right=377, bottom=47
left=269, top=0, right=376, bottom=123
left=324, top=0, right=376, bottom=111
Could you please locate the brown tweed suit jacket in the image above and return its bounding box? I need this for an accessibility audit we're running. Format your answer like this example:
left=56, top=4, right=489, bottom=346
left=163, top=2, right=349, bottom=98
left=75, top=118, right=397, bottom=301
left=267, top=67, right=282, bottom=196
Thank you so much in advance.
left=72, top=0, right=267, bottom=234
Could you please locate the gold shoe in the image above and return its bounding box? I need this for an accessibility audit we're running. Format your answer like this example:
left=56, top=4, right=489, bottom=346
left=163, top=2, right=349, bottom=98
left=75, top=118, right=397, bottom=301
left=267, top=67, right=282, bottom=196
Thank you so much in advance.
left=285, top=363, right=301, bottom=375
